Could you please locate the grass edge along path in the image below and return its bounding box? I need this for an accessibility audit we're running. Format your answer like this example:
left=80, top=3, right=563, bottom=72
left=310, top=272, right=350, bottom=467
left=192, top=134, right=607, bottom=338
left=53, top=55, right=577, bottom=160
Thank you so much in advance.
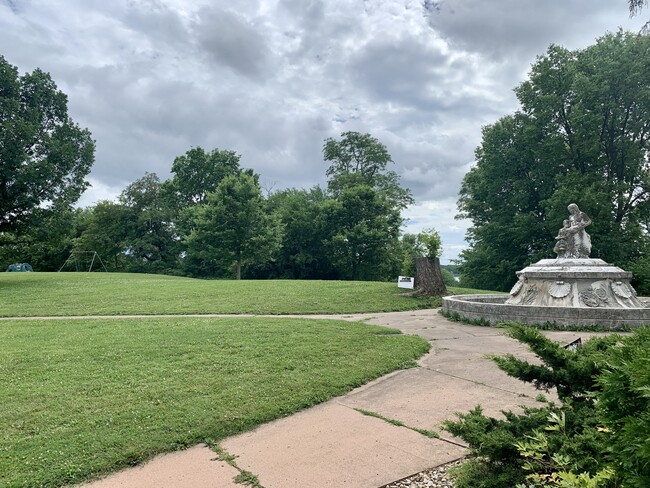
left=0, top=316, right=430, bottom=487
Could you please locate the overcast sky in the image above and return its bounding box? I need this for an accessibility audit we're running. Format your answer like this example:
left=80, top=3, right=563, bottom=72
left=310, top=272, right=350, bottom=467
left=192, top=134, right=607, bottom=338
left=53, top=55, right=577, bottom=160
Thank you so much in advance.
left=1, top=0, right=646, bottom=263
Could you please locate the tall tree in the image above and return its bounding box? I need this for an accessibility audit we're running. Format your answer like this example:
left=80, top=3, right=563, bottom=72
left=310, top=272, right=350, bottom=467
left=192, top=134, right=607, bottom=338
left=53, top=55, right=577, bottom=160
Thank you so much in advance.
left=162, top=147, right=241, bottom=208
left=0, top=56, right=94, bottom=232
left=458, top=32, right=650, bottom=291
left=265, top=187, right=334, bottom=279
left=322, top=132, right=413, bottom=281
left=119, top=173, right=179, bottom=273
left=184, top=173, right=283, bottom=279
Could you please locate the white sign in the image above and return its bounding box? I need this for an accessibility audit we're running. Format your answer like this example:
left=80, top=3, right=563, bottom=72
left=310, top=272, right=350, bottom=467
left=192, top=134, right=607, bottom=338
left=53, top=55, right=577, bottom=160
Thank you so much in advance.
left=397, top=276, right=414, bottom=289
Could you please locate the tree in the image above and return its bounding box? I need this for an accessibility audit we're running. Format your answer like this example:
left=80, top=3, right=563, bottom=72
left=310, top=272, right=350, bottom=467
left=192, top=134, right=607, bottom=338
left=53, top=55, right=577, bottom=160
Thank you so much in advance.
left=184, top=173, right=283, bottom=279
left=458, top=32, right=650, bottom=291
left=0, top=207, right=87, bottom=271
left=265, top=187, right=335, bottom=279
left=0, top=56, right=94, bottom=232
left=322, top=132, right=413, bottom=281
left=119, top=173, right=179, bottom=273
left=74, top=201, right=131, bottom=270
left=162, top=147, right=241, bottom=208
left=322, top=183, right=402, bottom=280
left=324, top=131, right=393, bottom=183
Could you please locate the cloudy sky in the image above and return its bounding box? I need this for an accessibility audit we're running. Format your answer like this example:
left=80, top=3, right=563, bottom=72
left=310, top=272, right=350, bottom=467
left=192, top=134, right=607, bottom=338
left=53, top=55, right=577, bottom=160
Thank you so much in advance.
left=1, top=0, right=646, bottom=263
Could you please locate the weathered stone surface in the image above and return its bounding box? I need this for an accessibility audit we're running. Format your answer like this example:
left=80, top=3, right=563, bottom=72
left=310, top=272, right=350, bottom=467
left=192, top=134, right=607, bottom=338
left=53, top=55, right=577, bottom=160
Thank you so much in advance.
left=505, top=258, right=643, bottom=309
left=443, top=294, right=650, bottom=327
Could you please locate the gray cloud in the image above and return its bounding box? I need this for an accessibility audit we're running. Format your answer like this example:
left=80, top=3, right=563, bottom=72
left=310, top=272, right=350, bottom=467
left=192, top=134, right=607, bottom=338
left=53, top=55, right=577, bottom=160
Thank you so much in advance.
left=192, top=7, right=273, bottom=79
left=425, top=0, right=646, bottom=61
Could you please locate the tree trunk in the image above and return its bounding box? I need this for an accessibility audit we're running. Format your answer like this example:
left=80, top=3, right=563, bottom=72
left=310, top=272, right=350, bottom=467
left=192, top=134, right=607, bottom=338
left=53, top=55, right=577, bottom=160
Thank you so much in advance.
left=236, top=261, right=241, bottom=280
left=414, top=256, right=447, bottom=296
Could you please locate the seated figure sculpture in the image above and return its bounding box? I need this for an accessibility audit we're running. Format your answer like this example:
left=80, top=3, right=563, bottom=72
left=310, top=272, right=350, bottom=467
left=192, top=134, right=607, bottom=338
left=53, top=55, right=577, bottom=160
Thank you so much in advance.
left=554, top=203, right=592, bottom=259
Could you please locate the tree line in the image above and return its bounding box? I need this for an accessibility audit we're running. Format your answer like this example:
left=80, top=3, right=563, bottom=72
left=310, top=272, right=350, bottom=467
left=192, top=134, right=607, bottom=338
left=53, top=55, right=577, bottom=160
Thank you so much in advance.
left=0, top=66, right=446, bottom=283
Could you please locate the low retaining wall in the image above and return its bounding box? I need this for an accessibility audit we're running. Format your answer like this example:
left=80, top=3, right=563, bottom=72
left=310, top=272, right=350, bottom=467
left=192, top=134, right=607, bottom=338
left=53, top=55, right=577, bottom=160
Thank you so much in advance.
left=442, top=294, right=650, bottom=328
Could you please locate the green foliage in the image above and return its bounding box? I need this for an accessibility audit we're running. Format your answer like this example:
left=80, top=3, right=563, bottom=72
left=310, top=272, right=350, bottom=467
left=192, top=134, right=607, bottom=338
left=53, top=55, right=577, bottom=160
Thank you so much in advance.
left=0, top=207, right=86, bottom=271
left=440, top=268, right=456, bottom=286
left=74, top=201, right=131, bottom=270
left=324, top=131, right=393, bottom=182
left=419, top=227, right=442, bottom=258
left=118, top=172, right=180, bottom=273
left=492, top=323, right=621, bottom=401
left=628, top=253, right=650, bottom=295
left=234, top=470, right=263, bottom=487
left=264, top=187, right=336, bottom=279
left=322, top=183, right=401, bottom=280
left=162, top=147, right=242, bottom=208
left=513, top=412, right=616, bottom=488
left=458, top=32, right=650, bottom=291
left=184, top=173, right=283, bottom=279
left=0, top=56, right=94, bottom=233
left=0, top=316, right=429, bottom=486
left=6, top=128, right=414, bottom=281
left=596, top=327, right=650, bottom=486
left=444, top=324, right=628, bottom=487
left=322, top=132, right=413, bottom=281
left=400, top=228, right=444, bottom=277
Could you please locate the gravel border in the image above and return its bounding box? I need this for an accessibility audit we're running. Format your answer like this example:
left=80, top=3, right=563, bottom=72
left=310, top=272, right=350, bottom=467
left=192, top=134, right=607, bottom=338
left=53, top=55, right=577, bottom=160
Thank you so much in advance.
left=380, top=458, right=465, bottom=488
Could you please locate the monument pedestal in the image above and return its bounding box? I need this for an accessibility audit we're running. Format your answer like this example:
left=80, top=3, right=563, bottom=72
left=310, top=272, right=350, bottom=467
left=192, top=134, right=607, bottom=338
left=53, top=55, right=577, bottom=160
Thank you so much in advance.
left=505, top=258, right=643, bottom=309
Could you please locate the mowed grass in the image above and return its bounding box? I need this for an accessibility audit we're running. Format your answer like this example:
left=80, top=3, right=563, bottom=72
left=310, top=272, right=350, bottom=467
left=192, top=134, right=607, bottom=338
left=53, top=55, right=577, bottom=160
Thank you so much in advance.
left=0, top=273, right=445, bottom=317
left=0, top=316, right=430, bottom=487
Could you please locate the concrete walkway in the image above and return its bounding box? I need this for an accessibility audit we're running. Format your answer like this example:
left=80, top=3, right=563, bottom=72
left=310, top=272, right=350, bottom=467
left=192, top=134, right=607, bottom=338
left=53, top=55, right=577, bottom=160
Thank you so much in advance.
left=77, top=310, right=588, bottom=488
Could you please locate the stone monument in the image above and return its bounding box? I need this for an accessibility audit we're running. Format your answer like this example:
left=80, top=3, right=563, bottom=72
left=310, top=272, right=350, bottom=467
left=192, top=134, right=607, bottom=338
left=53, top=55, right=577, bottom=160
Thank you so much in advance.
left=505, top=204, right=643, bottom=308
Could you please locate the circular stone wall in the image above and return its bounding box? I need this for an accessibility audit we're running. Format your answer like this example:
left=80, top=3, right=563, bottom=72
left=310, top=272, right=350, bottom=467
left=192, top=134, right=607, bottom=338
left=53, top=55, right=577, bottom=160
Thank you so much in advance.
left=442, top=294, right=650, bottom=328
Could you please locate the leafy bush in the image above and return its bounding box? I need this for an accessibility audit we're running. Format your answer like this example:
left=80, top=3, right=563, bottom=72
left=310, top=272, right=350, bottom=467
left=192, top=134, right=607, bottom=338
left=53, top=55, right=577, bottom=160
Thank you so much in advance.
left=444, top=323, right=650, bottom=487
left=596, top=327, right=650, bottom=487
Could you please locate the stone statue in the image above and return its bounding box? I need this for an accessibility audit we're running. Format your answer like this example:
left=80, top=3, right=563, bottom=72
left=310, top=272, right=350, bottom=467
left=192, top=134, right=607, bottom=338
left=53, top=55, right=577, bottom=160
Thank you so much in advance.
left=554, top=203, right=592, bottom=259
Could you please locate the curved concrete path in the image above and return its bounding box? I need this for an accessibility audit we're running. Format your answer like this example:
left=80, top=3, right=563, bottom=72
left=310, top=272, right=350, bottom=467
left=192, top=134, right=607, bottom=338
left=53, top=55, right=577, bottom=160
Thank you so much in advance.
left=45, top=310, right=593, bottom=487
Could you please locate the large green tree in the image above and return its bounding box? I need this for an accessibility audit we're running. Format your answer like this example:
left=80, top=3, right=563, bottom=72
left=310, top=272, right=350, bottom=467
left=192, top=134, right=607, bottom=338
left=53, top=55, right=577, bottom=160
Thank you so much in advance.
left=119, top=173, right=179, bottom=273
left=458, top=32, right=650, bottom=291
left=184, top=173, right=283, bottom=279
left=264, top=187, right=335, bottom=279
left=322, top=132, right=413, bottom=281
left=162, top=147, right=241, bottom=209
left=0, top=56, right=94, bottom=232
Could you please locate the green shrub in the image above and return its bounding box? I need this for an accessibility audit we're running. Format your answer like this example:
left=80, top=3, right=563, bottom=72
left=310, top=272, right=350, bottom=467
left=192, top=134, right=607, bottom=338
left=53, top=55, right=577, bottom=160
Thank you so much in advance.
left=444, top=324, right=629, bottom=487
left=597, top=327, right=650, bottom=487
left=491, top=323, right=621, bottom=401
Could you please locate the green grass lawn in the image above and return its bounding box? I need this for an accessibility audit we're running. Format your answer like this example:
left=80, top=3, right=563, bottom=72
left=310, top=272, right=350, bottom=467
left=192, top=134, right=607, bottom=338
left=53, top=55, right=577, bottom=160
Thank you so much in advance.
left=0, top=273, right=448, bottom=317
left=0, top=316, right=429, bottom=487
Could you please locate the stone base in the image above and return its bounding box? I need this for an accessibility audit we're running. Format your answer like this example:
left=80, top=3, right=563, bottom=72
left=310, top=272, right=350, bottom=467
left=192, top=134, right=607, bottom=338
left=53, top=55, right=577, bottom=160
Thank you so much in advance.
left=442, top=294, right=650, bottom=328
left=505, top=258, right=643, bottom=308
